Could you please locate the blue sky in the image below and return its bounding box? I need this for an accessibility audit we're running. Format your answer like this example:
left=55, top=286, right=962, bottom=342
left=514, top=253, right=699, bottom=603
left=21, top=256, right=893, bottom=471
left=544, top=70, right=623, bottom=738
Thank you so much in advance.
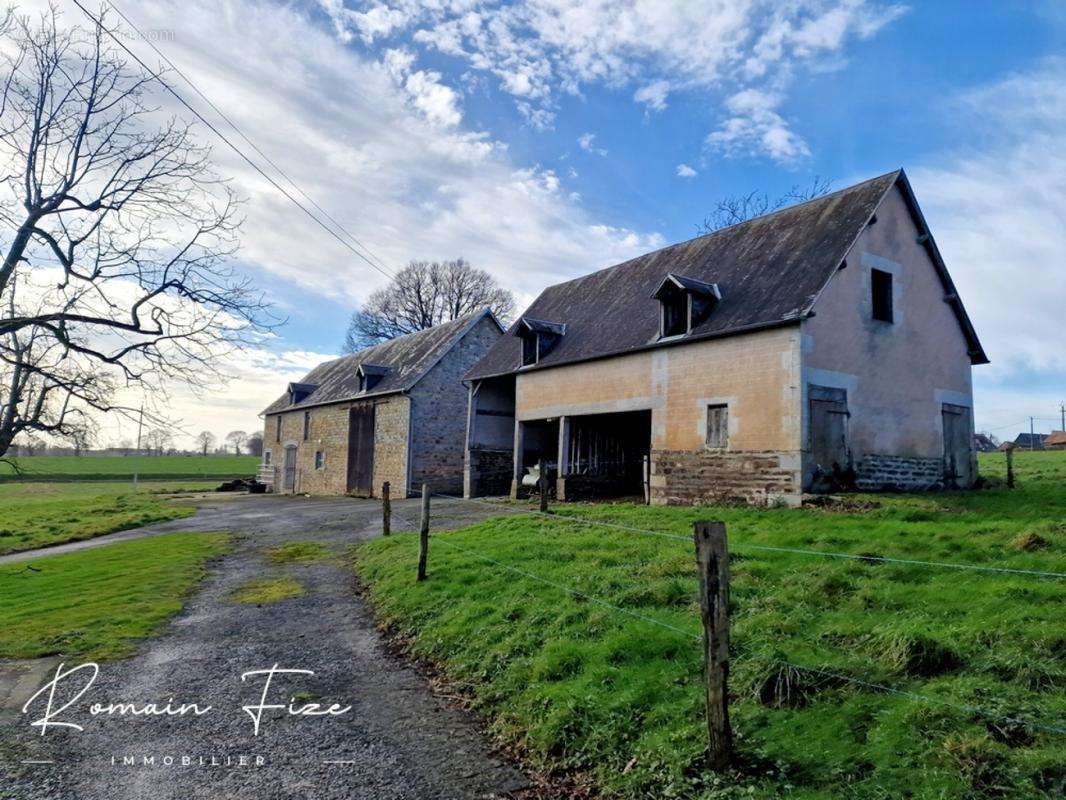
left=74, top=1, right=1066, bottom=444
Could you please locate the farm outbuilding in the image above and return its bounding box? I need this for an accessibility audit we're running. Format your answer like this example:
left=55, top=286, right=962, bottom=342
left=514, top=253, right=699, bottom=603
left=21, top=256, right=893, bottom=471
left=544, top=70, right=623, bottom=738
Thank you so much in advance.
left=260, top=309, right=502, bottom=497
left=463, top=169, right=988, bottom=506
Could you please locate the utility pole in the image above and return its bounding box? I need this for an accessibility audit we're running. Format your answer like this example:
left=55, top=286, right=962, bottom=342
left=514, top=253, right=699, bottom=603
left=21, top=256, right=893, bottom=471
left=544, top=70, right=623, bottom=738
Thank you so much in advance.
left=1030, top=417, right=1035, bottom=451
left=1060, top=402, right=1064, bottom=432
left=134, top=403, right=144, bottom=487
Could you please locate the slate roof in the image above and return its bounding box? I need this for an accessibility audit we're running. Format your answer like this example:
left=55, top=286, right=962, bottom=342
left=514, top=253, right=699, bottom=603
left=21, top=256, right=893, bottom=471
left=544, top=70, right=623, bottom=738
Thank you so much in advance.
left=1012, top=433, right=1047, bottom=449
left=468, top=169, right=988, bottom=381
left=262, top=309, right=497, bottom=415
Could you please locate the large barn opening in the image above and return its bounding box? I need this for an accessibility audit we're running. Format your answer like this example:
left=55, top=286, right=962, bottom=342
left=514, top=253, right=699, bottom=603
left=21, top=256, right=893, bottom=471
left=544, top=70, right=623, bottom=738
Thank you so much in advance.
left=561, top=410, right=651, bottom=500
left=512, top=409, right=652, bottom=501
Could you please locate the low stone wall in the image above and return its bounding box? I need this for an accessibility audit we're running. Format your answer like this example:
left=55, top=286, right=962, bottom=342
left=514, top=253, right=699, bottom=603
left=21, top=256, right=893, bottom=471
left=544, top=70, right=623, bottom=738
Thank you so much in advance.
left=855, top=454, right=944, bottom=491
left=651, top=449, right=802, bottom=507
left=465, top=447, right=513, bottom=497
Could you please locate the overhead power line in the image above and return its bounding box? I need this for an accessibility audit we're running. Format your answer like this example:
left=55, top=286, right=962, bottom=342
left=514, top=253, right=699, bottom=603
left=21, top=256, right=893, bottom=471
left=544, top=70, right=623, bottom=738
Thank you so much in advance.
left=68, top=0, right=396, bottom=283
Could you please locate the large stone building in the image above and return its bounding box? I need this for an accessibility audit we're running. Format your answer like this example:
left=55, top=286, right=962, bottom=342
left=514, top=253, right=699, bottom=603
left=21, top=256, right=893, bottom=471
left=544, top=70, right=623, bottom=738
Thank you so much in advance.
left=261, top=309, right=502, bottom=497
left=463, top=170, right=988, bottom=506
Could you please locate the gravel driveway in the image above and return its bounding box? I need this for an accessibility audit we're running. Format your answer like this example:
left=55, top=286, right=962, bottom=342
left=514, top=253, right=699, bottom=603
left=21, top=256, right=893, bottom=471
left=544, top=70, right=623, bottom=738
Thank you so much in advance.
left=0, top=493, right=530, bottom=799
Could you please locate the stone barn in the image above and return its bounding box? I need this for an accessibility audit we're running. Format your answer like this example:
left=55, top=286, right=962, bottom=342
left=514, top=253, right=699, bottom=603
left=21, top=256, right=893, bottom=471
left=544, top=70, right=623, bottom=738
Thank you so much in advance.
left=261, top=309, right=502, bottom=497
left=463, top=170, right=988, bottom=506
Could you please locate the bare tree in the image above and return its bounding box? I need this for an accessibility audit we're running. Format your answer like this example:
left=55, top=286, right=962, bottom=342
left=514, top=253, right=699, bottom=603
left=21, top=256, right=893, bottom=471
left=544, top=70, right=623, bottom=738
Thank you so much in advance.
left=143, top=427, right=172, bottom=456
left=344, top=259, right=514, bottom=351
left=0, top=7, right=275, bottom=458
left=69, top=424, right=95, bottom=456
left=246, top=431, right=263, bottom=457
left=195, top=430, right=215, bottom=456
left=225, top=429, right=247, bottom=456
left=697, top=176, right=833, bottom=234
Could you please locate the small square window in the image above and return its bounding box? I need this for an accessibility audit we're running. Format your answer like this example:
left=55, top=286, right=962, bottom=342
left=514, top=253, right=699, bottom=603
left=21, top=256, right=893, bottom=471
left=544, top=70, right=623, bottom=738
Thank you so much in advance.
left=314, top=451, right=324, bottom=470
left=303, top=411, right=311, bottom=441
left=661, top=295, right=688, bottom=337
left=521, top=333, right=538, bottom=366
left=871, top=268, right=893, bottom=323
left=706, top=404, right=729, bottom=448
left=264, top=450, right=272, bottom=466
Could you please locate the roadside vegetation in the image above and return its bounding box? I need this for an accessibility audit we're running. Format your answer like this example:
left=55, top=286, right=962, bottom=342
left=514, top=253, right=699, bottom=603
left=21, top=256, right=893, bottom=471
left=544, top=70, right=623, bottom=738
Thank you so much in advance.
left=267, top=541, right=331, bottom=564
left=230, top=577, right=305, bottom=604
left=0, top=533, right=229, bottom=660
left=0, top=454, right=258, bottom=482
left=356, top=451, right=1066, bottom=799
left=0, top=481, right=217, bottom=555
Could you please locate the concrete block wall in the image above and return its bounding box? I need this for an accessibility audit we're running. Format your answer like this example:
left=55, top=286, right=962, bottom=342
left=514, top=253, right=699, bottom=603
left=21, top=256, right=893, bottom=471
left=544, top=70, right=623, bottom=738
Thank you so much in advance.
left=854, top=454, right=943, bottom=491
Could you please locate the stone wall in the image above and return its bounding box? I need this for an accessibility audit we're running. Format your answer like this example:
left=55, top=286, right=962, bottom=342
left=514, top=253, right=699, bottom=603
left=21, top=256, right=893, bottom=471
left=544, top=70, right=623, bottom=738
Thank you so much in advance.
left=854, top=453, right=943, bottom=491
left=409, top=315, right=502, bottom=495
left=262, top=394, right=409, bottom=497
left=651, top=449, right=802, bottom=507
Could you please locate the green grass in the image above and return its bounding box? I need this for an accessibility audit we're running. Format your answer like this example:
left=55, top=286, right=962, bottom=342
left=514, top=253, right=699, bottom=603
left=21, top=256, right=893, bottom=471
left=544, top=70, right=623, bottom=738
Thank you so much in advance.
left=266, top=541, right=331, bottom=564
left=229, top=577, right=305, bottom=604
left=0, top=532, right=229, bottom=660
left=0, top=454, right=259, bottom=482
left=0, top=481, right=218, bottom=555
left=356, top=451, right=1066, bottom=800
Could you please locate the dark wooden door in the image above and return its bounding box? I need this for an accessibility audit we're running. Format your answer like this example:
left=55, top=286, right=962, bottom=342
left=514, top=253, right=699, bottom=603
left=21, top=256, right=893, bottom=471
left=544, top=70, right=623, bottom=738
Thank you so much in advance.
left=809, top=385, right=850, bottom=491
left=347, top=403, right=376, bottom=496
left=942, top=403, right=972, bottom=488
left=282, top=445, right=297, bottom=493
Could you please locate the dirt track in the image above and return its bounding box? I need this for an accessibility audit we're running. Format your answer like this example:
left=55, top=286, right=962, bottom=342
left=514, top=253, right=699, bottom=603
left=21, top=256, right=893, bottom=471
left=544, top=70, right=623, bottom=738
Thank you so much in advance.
left=0, top=494, right=529, bottom=799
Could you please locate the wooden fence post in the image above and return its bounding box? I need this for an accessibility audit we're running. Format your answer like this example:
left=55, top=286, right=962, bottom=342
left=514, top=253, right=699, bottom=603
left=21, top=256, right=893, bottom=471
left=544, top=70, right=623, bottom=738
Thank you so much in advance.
left=382, top=481, right=391, bottom=535
left=643, top=454, right=651, bottom=505
left=694, top=521, right=732, bottom=771
left=1005, top=444, right=1015, bottom=489
left=538, top=458, right=549, bottom=513
left=417, top=483, right=430, bottom=581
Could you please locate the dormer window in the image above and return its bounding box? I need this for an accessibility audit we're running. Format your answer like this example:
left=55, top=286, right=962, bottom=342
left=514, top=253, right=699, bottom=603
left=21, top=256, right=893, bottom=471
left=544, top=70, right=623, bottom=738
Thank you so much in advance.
left=288, top=382, right=318, bottom=405
left=515, top=317, right=566, bottom=367
left=652, top=273, right=721, bottom=339
left=357, top=363, right=389, bottom=393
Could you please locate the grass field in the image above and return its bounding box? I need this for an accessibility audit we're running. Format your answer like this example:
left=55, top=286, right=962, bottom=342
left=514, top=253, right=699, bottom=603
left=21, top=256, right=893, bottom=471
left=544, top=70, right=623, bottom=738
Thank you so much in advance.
left=0, top=481, right=215, bottom=555
left=0, top=454, right=259, bottom=482
left=356, top=451, right=1066, bottom=799
left=0, top=533, right=228, bottom=660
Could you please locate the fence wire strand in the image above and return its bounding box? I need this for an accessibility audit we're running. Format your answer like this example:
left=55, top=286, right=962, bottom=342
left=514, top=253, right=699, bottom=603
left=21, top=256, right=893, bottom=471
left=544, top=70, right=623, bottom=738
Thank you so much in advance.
left=388, top=500, right=1065, bottom=736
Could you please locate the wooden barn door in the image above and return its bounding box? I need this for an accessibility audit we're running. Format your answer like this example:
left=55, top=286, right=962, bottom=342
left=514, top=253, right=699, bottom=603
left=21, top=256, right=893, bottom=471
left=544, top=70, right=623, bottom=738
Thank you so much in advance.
left=346, top=403, right=376, bottom=496
left=942, top=403, right=972, bottom=488
left=809, top=385, right=851, bottom=491
left=282, top=445, right=298, bottom=493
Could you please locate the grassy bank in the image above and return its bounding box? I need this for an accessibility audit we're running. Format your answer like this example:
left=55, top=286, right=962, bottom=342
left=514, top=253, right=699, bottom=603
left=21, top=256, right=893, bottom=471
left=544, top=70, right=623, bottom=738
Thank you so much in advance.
left=0, top=454, right=258, bottom=482
left=0, top=533, right=228, bottom=660
left=0, top=481, right=215, bottom=554
left=356, top=451, right=1066, bottom=799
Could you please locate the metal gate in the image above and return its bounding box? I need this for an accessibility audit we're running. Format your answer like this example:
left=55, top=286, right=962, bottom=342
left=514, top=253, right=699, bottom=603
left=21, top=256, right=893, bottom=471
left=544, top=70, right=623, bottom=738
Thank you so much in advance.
left=346, top=403, right=376, bottom=496
left=282, top=445, right=298, bottom=493
left=942, top=403, right=973, bottom=488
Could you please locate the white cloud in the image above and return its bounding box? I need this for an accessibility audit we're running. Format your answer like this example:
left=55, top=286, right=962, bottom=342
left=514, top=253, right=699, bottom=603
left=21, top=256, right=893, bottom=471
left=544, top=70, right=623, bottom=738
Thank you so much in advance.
left=675, top=163, right=697, bottom=178
left=907, top=60, right=1066, bottom=429
left=577, top=132, right=607, bottom=156
left=315, top=0, right=903, bottom=155
left=705, top=88, right=810, bottom=162
left=634, top=80, right=670, bottom=111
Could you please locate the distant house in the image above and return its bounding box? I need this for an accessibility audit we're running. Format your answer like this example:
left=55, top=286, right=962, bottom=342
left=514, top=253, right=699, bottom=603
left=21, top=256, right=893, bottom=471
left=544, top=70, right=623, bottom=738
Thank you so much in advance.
left=972, top=433, right=998, bottom=452
left=1012, top=433, right=1047, bottom=451
left=260, top=309, right=502, bottom=497
left=463, top=170, right=987, bottom=505
left=1044, top=431, right=1066, bottom=450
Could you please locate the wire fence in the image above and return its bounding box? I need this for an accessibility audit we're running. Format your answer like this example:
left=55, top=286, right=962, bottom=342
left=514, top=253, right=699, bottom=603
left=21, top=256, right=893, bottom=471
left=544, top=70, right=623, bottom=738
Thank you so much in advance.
left=385, top=488, right=1066, bottom=743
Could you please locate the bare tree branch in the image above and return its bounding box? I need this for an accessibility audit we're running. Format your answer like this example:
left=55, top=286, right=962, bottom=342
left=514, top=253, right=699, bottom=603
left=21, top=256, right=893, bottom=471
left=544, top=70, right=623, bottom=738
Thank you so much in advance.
left=697, top=176, right=833, bottom=234
left=344, top=258, right=514, bottom=352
